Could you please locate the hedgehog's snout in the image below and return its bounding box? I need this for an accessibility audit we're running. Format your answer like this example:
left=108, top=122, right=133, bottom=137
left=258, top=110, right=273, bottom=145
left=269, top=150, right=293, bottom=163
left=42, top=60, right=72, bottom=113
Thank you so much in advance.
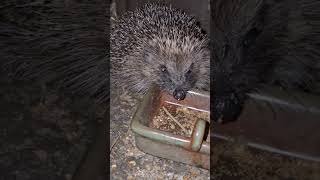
left=173, top=88, right=186, bottom=101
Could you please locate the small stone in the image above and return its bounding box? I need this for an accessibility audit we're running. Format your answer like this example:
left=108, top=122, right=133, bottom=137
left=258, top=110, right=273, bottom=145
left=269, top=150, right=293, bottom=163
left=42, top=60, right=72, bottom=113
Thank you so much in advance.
left=111, top=164, right=117, bottom=172
left=128, top=160, right=136, bottom=166
left=190, top=169, right=199, bottom=177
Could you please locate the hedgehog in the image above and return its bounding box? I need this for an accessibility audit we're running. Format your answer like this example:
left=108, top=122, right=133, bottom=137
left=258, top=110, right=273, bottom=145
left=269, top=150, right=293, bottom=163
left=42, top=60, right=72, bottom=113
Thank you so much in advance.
left=0, top=2, right=209, bottom=103
left=110, top=4, right=210, bottom=100
left=211, top=0, right=320, bottom=123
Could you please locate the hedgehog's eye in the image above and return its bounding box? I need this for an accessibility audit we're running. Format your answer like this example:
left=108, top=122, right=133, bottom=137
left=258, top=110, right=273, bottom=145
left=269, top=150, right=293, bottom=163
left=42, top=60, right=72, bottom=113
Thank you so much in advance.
left=186, top=63, right=194, bottom=74
left=160, top=65, right=167, bottom=73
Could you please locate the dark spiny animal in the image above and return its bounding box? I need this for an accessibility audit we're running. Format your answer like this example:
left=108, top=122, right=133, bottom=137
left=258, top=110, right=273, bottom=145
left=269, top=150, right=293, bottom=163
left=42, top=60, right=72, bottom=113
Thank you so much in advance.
left=211, top=0, right=320, bottom=123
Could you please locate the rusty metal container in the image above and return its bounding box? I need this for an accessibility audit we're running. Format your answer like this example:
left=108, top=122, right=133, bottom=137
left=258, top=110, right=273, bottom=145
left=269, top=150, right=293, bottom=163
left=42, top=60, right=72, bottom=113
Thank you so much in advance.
left=131, top=85, right=210, bottom=169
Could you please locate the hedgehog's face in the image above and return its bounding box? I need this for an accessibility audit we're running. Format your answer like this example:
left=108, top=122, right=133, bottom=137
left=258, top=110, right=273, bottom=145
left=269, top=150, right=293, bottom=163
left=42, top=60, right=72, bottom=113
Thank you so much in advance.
left=157, top=59, right=196, bottom=101
left=144, top=50, right=200, bottom=101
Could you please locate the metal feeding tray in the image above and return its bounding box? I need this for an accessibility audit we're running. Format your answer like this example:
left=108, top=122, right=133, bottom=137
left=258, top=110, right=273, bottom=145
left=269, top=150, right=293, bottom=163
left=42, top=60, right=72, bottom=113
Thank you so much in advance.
left=131, top=84, right=320, bottom=170
left=131, top=85, right=210, bottom=169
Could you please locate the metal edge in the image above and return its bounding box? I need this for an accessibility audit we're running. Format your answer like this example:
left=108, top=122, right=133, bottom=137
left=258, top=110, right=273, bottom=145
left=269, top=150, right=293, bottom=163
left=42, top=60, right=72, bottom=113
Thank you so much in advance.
left=135, top=135, right=210, bottom=169
left=131, top=86, right=210, bottom=154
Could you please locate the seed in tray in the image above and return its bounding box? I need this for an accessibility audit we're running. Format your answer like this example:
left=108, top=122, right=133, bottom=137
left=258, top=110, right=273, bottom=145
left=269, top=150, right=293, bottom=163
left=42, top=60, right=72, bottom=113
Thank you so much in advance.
left=150, top=103, right=209, bottom=139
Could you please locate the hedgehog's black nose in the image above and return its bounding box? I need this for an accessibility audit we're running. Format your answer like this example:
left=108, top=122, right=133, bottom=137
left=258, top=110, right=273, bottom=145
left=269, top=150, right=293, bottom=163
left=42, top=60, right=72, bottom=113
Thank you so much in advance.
left=173, top=88, right=186, bottom=101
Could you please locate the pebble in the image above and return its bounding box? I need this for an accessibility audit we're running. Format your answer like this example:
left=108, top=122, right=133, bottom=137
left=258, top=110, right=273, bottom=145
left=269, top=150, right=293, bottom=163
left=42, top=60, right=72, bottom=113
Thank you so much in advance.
left=111, top=164, right=117, bottom=172
left=129, top=160, right=136, bottom=166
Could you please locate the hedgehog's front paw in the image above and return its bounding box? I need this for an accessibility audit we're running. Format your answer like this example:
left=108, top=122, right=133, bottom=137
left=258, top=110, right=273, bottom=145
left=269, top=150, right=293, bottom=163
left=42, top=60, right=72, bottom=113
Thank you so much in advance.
left=212, top=94, right=244, bottom=124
